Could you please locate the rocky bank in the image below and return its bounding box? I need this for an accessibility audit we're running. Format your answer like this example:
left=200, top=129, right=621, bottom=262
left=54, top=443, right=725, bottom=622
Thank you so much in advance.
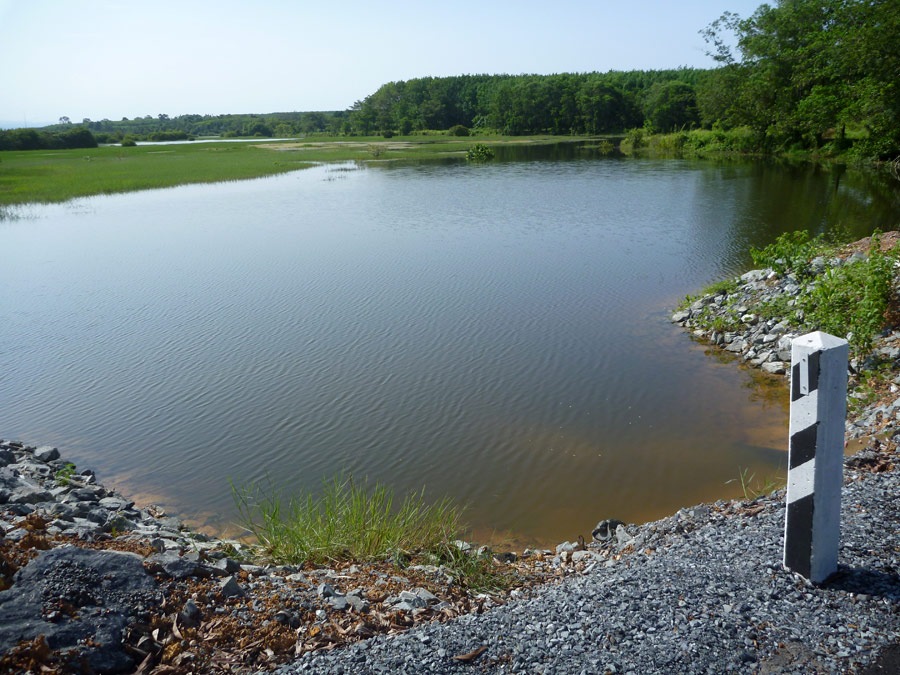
left=0, top=440, right=582, bottom=673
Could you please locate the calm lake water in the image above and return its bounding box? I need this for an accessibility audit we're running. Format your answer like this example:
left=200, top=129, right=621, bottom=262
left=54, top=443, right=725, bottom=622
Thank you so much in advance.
left=2, top=152, right=897, bottom=546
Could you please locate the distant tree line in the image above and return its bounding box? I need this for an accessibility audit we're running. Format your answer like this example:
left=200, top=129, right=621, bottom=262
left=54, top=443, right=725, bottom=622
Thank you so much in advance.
left=345, top=70, right=704, bottom=137
left=0, top=126, right=97, bottom=151
left=38, top=111, right=349, bottom=145
left=347, top=0, right=898, bottom=159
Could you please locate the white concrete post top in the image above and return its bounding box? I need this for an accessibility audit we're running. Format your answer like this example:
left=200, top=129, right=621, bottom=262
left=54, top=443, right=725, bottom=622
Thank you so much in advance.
left=792, top=330, right=850, bottom=352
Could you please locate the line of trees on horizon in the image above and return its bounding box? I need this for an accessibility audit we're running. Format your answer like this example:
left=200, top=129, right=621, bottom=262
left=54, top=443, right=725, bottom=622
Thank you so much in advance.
left=344, top=70, right=701, bottom=138
left=2, top=0, right=896, bottom=160
left=346, top=0, right=899, bottom=159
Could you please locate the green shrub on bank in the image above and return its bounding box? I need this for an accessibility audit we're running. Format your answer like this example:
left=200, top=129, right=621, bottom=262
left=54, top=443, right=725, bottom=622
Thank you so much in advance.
left=622, top=127, right=766, bottom=157
left=750, top=230, right=825, bottom=280
left=798, top=237, right=896, bottom=356
left=751, top=230, right=898, bottom=355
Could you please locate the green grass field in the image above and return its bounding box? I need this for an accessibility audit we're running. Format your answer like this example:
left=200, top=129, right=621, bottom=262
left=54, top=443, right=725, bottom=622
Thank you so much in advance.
left=0, top=135, right=566, bottom=206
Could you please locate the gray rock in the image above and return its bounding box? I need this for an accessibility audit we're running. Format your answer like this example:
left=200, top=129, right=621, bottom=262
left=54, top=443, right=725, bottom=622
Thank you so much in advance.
left=219, top=576, right=246, bottom=598
left=146, top=551, right=201, bottom=579
left=740, top=269, right=767, bottom=283
left=810, top=256, right=827, bottom=274
left=556, top=541, right=576, bottom=556
left=345, top=591, right=370, bottom=613
left=328, top=596, right=350, bottom=611
left=317, top=582, right=337, bottom=598
left=689, top=505, right=710, bottom=521
left=10, top=484, right=53, bottom=505
left=725, top=339, right=746, bottom=353
left=98, top=496, right=133, bottom=511
left=571, top=550, right=599, bottom=563
left=615, top=524, right=633, bottom=547
left=877, top=346, right=900, bottom=360
left=398, top=591, right=427, bottom=609
left=412, top=587, right=439, bottom=605
left=34, top=446, right=60, bottom=462
left=178, top=598, right=203, bottom=628
left=214, top=557, right=242, bottom=574
left=777, top=335, right=794, bottom=351
left=69, top=487, right=102, bottom=502
left=761, top=361, right=787, bottom=375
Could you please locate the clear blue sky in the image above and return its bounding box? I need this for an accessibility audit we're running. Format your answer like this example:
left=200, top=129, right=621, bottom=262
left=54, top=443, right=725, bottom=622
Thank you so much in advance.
left=0, top=0, right=765, bottom=127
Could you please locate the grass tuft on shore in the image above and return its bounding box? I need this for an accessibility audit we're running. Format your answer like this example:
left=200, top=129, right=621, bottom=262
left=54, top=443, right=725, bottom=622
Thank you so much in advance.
left=233, top=474, right=520, bottom=592
left=233, top=473, right=460, bottom=565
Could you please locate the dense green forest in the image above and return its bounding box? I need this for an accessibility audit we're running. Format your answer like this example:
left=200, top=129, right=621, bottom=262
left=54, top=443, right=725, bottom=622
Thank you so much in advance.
left=2, top=0, right=897, bottom=160
left=343, top=70, right=700, bottom=137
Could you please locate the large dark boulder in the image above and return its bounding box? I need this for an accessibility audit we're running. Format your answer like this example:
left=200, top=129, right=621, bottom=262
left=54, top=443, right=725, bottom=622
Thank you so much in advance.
left=0, top=546, right=161, bottom=673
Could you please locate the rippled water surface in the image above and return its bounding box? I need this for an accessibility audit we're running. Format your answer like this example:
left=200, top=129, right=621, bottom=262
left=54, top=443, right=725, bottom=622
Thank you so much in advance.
left=2, top=155, right=895, bottom=545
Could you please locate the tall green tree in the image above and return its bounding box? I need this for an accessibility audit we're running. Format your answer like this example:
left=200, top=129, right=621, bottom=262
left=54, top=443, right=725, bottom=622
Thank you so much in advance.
left=702, top=0, right=900, bottom=156
left=644, top=81, right=700, bottom=132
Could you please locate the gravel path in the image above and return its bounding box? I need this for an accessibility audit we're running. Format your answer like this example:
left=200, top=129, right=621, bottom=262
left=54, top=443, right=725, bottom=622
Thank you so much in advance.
left=278, top=444, right=900, bottom=674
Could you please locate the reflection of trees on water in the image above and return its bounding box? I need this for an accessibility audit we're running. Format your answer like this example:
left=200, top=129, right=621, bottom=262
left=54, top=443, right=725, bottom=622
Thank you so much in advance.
left=692, top=161, right=900, bottom=276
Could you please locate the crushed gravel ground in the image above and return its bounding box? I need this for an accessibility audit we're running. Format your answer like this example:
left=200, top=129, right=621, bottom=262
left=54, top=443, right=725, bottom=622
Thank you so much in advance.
left=277, top=442, right=900, bottom=675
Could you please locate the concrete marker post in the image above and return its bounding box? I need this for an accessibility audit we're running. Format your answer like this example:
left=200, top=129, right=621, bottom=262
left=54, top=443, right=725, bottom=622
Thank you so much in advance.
left=783, top=331, right=848, bottom=583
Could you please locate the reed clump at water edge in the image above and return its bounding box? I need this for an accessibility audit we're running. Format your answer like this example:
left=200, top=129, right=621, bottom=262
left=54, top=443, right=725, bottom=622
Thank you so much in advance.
left=232, top=473, right=516, bottom=593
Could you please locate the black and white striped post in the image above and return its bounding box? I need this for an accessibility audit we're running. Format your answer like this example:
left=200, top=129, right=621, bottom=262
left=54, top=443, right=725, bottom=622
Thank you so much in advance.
left=783, top=331, right=848, bottom=583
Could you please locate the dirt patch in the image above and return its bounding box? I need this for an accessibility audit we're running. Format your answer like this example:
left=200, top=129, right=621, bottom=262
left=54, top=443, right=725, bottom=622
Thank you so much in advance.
left=838, top=230, right=900, bottom=257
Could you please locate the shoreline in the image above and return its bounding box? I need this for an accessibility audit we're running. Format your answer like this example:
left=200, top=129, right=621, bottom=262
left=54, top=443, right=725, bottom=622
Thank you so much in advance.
left=4, top=242, right=900, bottom=671
left=3, top=426, right=898, bottom=672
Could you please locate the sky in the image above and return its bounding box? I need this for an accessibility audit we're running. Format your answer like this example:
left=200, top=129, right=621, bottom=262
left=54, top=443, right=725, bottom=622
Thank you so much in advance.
left=0, top=0, right=766, bottom=128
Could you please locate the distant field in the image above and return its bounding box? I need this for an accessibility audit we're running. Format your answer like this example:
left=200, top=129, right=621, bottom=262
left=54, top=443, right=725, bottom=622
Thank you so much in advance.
left=0, top=135, right=568, bottom=206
